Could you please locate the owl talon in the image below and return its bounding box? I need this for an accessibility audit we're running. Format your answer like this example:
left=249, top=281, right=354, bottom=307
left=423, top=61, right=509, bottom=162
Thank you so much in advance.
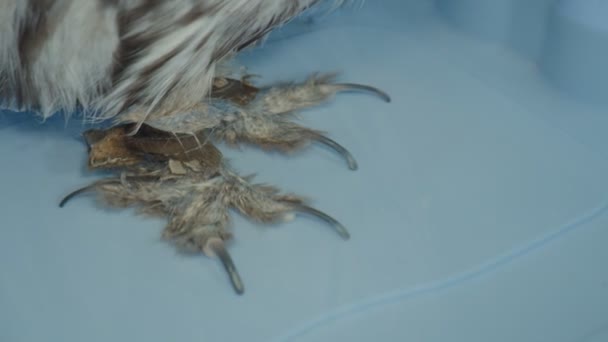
left=311, top=133, right=358, bottom=170
left=331, top=83, right=391, bottom=103
left=292, top=204, right=350, bottom=240
left=204, top=237, right=245, bottom=295
left=59, top=184, right=97, bottom=208
left=59, top=180, right=123, bottom=208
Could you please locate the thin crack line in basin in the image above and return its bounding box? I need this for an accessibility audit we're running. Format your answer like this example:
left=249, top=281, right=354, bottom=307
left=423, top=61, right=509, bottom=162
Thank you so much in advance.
left=270, top=200, right=608, bottom=342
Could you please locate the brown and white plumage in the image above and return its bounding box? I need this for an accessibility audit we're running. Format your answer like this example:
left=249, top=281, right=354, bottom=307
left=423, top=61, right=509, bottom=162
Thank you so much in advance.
left=0, top=0, right=331, bottom=121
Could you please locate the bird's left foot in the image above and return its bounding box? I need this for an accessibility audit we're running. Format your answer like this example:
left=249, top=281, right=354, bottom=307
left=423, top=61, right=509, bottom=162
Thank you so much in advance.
left=60, top=122, right=349, bottom=295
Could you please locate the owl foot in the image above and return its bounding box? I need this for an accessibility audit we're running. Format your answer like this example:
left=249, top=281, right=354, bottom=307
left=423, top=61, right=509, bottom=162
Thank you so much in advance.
left=59, top=123, right=348, bottom=295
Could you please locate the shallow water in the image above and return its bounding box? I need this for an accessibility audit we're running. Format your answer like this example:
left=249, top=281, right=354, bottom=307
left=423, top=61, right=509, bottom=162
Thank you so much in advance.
left=2, top=1, right=608, bottom=341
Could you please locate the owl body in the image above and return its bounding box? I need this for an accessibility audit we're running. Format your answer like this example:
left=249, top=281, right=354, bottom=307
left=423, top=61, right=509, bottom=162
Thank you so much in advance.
left=0, top=0, right=325, bottom=123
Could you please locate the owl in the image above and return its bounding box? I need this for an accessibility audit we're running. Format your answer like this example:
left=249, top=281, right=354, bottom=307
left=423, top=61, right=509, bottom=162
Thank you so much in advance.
left=0, top=0, right=390, bottom=294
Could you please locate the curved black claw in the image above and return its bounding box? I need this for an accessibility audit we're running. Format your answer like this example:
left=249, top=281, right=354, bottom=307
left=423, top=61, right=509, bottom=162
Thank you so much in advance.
left=293, top=204, right=350, bottom=240
left=207, top=238, right=245, bottom=295
left=59, top=176, right=159, bottom=208
left=311, top=133, right=358, bottom=171
left=59, top=184, right=100, bottom=208
left=334, top=83, right=391, bottom=103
